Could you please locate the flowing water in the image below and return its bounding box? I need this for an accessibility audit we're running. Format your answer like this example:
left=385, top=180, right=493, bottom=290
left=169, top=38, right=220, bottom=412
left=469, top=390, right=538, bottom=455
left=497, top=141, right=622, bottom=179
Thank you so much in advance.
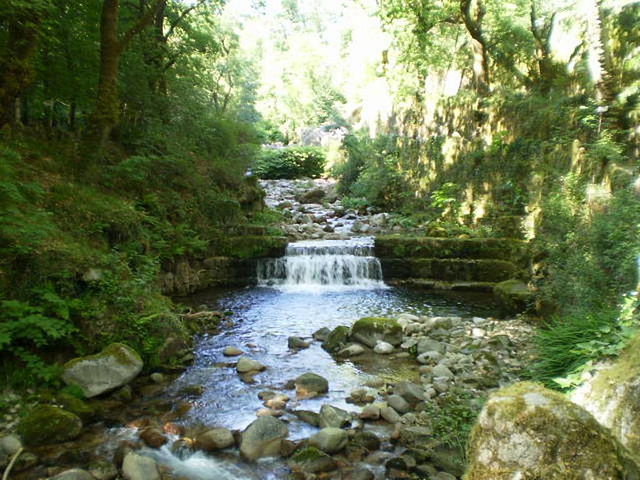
left=146, top=237, right=497, bottom=479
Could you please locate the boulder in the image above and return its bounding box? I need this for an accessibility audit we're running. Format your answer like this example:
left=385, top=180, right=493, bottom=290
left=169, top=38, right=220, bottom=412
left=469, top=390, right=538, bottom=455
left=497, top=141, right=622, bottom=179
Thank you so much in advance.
left=465, top=382, right=640, bottom=479
left=322, top=325, right=351, bottom=353
left=309, top=427, right=348, bottom=453
left=288, top=446, right=337, bottom=474
left=351, top=317, right=403, bottom=348
left=0, top=435, right=22, bottom=455
left=223, top=346, right=243, bottom=357
left=359, top=405, right=381, bottom=420
left=295, top=373, right=329, bottom=396
left=374, top=341, right=394, bottom=354
left=318, top=404, right=351, bottom=428
left=297, top=188, right=326, bottom=204
left=122, top=452, right=160, bottom=480
left=288, top=336, right=310, bottom=350
left=351, top=430, right=381, bottom=452
left=394, top=381, right=426, bottom=405
left=493, top=279, right=533, bottom=313
left=236, top=357, right=267, bottom=373
left=62, top=343, right=143, bottom=398
left=48, top=469, right=93, bottom=480
left=571, top=333, right=640, bottom=453
left=387, top=395, right=411, bottom=414
left=18, top=405, right=82, bottom=446
left=194, top=428, right=235, bottom=451
left=338, top=344, right=365, bottom=357
left=139, top=427, right=167, bottom=448
left=312, top=327, right=331, bottom=342
left=240, top=416, right=288, bottom=461
left=416, top=339, right=446, bottom=355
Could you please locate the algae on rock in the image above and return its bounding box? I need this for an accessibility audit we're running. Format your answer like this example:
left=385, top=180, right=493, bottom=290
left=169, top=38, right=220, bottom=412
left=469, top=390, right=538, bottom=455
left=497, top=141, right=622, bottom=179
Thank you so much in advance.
left=571, top=333, right=640, bottom=455
left=465, top=382, right=640, bottom=479
left=18, top=405, right=82, bottom=446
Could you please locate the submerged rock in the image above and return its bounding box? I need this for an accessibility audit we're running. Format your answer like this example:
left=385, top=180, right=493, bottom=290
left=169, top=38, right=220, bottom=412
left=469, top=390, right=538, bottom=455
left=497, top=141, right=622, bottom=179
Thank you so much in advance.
left=18, top=405, right=82, bottom=446
left=493, top=279, right=532, bottom=313
left=240, top=416, right=288, bottom=460
left=465, top=382, right=640, bottom=479
left=122, top=452, right=160, bottom=480
left=61, top=343, right=143, bottom=398
left=351, top=317, right=403, bottom=348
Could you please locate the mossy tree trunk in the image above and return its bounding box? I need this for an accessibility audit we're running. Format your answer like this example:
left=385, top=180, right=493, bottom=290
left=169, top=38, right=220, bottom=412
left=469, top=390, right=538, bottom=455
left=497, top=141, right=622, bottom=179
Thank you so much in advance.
left=460, top=0, right=490, bottom=95
left=84, top=0, right=165, bottom=151
left=0, top=4, right=45, bottom=128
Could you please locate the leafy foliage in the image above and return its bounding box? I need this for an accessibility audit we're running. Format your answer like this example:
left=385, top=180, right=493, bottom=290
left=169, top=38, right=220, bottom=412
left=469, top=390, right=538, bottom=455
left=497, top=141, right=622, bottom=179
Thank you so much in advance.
left=254, top=146, right=326, bottom=179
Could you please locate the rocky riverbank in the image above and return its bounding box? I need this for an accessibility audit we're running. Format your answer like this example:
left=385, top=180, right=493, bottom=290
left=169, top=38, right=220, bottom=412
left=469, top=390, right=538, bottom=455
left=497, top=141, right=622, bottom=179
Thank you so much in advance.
left=1, top=307, right=535, bottom=480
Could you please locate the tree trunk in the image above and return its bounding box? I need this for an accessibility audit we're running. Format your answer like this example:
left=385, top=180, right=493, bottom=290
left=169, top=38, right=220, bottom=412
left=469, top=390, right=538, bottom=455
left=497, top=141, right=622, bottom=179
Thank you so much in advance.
left=84, top=0, right=164, bottom=152
left=460, top=0, right=490, bottom=95
left=0, top=8, right=43, bottom=128
left=530, top=3, right=557, bottom=93
left=585, top=0, right=615, bottom=104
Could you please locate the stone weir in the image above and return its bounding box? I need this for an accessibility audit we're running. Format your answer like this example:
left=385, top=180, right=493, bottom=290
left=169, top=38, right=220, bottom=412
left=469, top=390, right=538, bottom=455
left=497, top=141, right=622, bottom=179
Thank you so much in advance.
left=374, top=236, right=529, bottom=292
left=160, top=225, right=288, bottom=296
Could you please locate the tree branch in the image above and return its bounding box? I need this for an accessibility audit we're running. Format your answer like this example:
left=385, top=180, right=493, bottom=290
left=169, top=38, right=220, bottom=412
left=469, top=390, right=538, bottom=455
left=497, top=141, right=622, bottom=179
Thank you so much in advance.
left=164, top=0, right=207, bottom=40
left=120, top=0, right=165, bottom=50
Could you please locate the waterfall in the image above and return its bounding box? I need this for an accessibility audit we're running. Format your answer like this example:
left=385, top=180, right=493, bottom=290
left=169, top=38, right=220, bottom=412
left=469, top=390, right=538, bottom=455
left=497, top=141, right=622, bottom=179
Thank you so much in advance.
left=258, top=237, right=386, bottom=290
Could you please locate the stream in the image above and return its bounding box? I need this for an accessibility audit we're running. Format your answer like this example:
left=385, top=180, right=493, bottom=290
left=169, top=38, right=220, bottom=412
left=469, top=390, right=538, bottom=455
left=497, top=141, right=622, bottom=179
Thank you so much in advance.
left=139, top=236, right=499, bottom=479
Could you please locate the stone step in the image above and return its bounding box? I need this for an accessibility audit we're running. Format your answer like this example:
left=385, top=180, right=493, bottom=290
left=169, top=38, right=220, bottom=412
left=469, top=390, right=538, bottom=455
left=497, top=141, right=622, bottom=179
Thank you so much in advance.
left=379, top=258, right=518, bottom=283
left=385, top=279, right=497, bottom=292
left=375, top=236, right=527, bottom=262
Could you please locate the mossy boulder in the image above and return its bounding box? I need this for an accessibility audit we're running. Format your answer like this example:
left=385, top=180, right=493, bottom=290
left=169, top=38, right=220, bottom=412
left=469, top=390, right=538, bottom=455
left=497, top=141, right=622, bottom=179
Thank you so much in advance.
left=18, top=405, right=82, bottom=446
left=322, top=325, right=351, bottom=353
left=351, top=317, right=403, bottom=348
left=465, top=382, right=640, bottom=479
left=56, top=393, right=96, bottom=423
left=288, top=446, right=338, bottom=474
left=493, top=279, right=533, bottom=313
left=571, top=333, right=640, bottom=455
left=240, top=416, right=288, bottom=461
left=62, top=343, right=143, bottom=398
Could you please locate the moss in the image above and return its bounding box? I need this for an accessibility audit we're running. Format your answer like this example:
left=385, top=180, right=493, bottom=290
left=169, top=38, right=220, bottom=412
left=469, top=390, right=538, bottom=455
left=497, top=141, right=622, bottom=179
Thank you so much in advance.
left=465, top=382, right=640, bottom=479
left=571, top=333, right=640, bottom=454
left=493, top=279, right=533, bottom=313
left=56, top=393, right=96, bottom=423
left=64, top=342, right=142, bottom=370
left=18, top=405, right=82, bottom=446
left=214, top=235, right=287, bottom=259
left=380, top=258, right=518, bottom=283
left=289, top=446, right=337, bottom=474
left=351, top=317, right=403, bottom=348
left=322, top=325, right=351, bottom=353
left=375, top=236, right=527, bottom=262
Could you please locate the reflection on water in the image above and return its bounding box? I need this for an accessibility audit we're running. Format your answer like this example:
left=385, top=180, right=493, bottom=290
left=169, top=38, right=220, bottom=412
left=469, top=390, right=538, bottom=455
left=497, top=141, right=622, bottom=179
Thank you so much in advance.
left=174, top=286, right=497, bottom=434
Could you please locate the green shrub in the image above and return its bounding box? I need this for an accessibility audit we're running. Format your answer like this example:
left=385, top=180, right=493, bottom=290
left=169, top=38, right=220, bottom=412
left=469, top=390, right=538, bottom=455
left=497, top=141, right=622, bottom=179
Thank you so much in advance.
left=253, top=146, right=326, bottom=179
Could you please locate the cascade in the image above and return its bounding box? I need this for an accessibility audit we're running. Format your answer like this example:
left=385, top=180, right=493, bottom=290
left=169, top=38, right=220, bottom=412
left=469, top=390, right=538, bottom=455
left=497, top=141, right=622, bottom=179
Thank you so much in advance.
left=258, top=237, right=385, bottom=289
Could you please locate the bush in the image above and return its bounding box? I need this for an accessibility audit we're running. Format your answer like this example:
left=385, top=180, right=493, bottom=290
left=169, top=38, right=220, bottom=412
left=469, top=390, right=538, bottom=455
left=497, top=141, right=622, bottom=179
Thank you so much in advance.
left=253, top=146, right=326, bottom=179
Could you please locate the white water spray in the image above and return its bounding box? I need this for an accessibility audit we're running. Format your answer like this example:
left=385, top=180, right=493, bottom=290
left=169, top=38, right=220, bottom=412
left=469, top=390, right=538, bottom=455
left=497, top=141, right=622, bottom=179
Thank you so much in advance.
left=258, top=237, right=386, bottom=290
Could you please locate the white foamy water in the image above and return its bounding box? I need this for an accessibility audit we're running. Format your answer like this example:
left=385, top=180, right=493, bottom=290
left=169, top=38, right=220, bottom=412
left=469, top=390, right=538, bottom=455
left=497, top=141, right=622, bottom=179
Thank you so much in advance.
left=257, top=237, right=386, bottom=291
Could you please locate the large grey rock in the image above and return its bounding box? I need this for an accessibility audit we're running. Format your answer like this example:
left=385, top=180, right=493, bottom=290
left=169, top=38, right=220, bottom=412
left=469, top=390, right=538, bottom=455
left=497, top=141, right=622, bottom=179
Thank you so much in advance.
left=48, top=469, right=93, bottom=480
left=297, top=188, right=326, bottom=204
left=0, top=435, right=22, bottom=455
left=374, top=341, right=394, bottom=354
left=62, top=343, right=143, bottom=398
left=288, top=446, right=337, bottom=474
left=195, top=428, right=235, bottom=451
left=236, top=357, right=267, bottom=373
left=387, top=395, right=411, bottom=414
left=18, top=405, right=82, bottom=446
left=240, top=416, right=288, bottom=460
left=122, top=452, right=160, bottom=480
left=295, top=372, right=329, bottom=396
left=394, top=381, right=426, bottom=405
left=571, top=334, right=640, bottom=454
left=318, top=404, right=351, bottom=428
left=416, top=339, right=446, bottom=355
left=338, top=344, right=365, bottom=357
left=309, top=427, right=348, bottom=453
left=466, top=382, right=640, bottom=479
left=351, top=317, right=403, bottom=348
